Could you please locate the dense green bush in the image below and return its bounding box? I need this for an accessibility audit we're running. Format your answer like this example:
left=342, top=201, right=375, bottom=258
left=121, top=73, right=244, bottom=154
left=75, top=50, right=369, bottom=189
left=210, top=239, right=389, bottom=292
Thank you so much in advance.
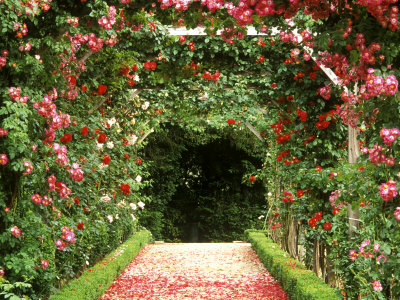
left=246, top=230, right=340, bottom=300
left=49, top=230, right=152, bottom=300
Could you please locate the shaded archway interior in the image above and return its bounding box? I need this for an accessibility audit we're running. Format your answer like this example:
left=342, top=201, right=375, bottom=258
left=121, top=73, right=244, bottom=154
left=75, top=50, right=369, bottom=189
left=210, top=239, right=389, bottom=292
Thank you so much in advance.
left=141, top=123, right=267, bottom=242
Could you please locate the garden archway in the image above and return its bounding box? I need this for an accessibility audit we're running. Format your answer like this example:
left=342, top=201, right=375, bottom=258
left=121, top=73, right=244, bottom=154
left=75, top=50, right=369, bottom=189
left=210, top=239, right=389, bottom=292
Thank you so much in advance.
left=1, top=1, right=400, bottom=299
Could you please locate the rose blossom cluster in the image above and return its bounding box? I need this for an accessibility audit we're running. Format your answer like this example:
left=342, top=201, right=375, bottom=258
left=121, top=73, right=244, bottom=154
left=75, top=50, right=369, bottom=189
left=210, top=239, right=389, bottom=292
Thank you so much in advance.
left=358, top=1, right=398, bottom=31
left=0, top=154, right=8, bottom=165
left=0, top=128, right=8, bottom=137
left=282, top=190, right=294, bottom=203
left=14, top=22, right=28, bottom=37
left=11, top=226, right=21, bottom=238
left=54, top=143, right=69, bottom=166
left=31, top=194, right=53, bottom=206
left=8, top=87, right=29, bottom=103
left=308, top=211, right=323, bottom=228
left=98, top=6, right=117, bottom=30
left=159, top=0, right=191, bottom=11
left=0, top=49, right=8, bottom=70
left=55, top=181, right=71, bottom=199
left=329, top=189, right=344, bottom=211
left=56, top=226, right=75, bottom=251
left=48, top=175, right=56, bottom=190
left=88, top=33, right=104, bottom=52
left=394, top=207, right=400, bottom=221
left=379, top=179, right=397, bottom=202
left=23, top=160, right=33, bottom=176
left=66, top=16, right=79, bottom=27
left=69, top=163, right=84, bottom=182
left=34, top=89, right=71, bottom=144
left=365, top=69, right=398, bottom=97
left=380, top=128, right=400, bottom=146
left=362, top=144, right=386, bottom=165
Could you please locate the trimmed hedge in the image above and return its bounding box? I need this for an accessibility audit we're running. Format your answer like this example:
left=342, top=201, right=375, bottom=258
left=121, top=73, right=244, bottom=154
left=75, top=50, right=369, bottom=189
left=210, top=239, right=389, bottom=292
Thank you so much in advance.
left=245, top=230, right=340, bottom=300
left=49, top=230, right=152, bottom=300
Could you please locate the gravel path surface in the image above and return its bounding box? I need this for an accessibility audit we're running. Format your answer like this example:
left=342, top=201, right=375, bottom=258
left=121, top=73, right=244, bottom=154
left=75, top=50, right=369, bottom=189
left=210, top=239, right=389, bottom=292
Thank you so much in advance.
left=100, top=242, right=288, bottom=300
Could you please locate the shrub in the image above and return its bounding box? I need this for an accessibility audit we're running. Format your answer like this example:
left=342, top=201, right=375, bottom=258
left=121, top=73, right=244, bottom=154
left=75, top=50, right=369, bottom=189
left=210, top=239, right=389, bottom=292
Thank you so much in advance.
left=245, top=230, right=340, bottom=300
left=49, top=230, right=152, bottom=300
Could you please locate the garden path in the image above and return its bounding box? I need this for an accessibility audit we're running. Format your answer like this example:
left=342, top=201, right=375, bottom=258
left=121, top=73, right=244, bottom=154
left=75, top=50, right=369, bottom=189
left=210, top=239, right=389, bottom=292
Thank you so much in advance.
left=99, top=242, right=288, bottom=299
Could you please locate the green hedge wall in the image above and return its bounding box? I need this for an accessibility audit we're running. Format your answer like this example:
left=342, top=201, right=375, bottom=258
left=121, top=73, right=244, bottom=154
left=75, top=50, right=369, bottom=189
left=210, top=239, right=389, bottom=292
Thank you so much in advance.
left=49, top=230, right=152, bottom=300
left=245, top=230, right=340, bottom=300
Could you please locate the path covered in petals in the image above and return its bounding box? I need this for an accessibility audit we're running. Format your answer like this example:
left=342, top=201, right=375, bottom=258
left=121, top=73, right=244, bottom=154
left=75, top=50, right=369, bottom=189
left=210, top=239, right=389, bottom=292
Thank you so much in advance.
left=100, top=243, right=288, bottom=299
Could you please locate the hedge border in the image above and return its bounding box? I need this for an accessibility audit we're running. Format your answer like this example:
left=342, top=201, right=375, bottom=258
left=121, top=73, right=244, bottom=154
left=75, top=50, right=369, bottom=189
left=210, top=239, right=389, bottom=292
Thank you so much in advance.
left=49, top=230, right=153, bottom=300
left=245, top=230, right=340, bottom=300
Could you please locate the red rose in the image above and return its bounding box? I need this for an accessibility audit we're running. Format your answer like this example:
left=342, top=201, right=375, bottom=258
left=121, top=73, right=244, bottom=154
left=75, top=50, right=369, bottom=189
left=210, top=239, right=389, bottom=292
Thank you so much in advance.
left=74, top=197, right=80, bottom=205
left=323, top=222, right=332, bottom=230
left=103, top=154, right=111, bottom=165
left=55, top=182, right=63, bottom=192
left=97, top=133, right=107, bottom=144
left=308, top=217, right=317, bottom=228
left=120, top=183, right=130, bottom=195
left=227, top=119, right=235, bottom=125
left=136, top=158, right=142, bottom=164
left=97, top=84, right=107, bottom=95
left=124, top=153, right=129, bottom=159
left=60, top=133, right=72, bottom=144
left=144, top=62, right=156, bottom=70
left=127, top=80, right=136, bottom=86
left=120, top=66, right=130, bottom=76
left=81, top=126, right=89, bottom=135
left=314, top=211, right=323, bottom=221
left=131, top=63, right=137, bottom=72
left=69, top=75, right=76, bottom=85
left=284, top=190, right=293, bottom=197
left=77, top=222, right=84, bottom=230
left=296, top=189, right=304, bottom=198
left=249, top=175, right=256, bottom=182
left=332, top=207, right=340, bottom=215
left=81, top=84, right=88, bottom=92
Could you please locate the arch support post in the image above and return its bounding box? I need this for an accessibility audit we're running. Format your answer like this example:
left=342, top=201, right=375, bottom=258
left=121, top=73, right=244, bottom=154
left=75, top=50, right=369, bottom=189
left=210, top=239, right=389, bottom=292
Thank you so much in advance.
left=348, top=124, right=360, bottom=237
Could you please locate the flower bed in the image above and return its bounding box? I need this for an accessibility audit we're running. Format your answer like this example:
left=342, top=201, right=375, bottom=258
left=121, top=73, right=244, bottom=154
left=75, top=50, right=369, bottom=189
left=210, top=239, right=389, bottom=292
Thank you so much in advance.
left=49, top=230, right=152, bottom=300
left=245, top=230, right=340, bottom=300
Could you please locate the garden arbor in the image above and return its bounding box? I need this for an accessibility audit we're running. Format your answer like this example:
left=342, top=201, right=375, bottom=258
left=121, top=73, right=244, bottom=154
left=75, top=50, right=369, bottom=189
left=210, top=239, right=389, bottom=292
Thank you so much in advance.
left=1, top=1, right=400, bottom=299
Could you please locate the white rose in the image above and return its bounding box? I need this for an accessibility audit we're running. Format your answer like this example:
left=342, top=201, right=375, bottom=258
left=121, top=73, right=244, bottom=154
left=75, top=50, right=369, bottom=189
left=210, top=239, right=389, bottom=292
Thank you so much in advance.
left=100, top=195, right=111, bottom=202
left=108, top=117, right=116, bottom=127
left=135, top=175, right=142, bottom=183
left=130, top=214, right=136, bottom=221
left=106, top=141, right=114, bottom=149
left=141, top=101, right=150, bottom=110
left=96, top=142, right=104, bottom=150
left=107, top=215, right=113, bottom=223
left=127, top=134, right=138, bottom=145
left=130, top=203, right=137, bottom=210
left=137, top=201, right=145, bottom=209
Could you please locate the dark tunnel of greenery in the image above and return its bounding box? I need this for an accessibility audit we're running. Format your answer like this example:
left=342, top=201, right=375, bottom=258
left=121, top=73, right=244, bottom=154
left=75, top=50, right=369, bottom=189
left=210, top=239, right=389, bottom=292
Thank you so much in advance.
left=139, top=123, right=267, bottom=242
